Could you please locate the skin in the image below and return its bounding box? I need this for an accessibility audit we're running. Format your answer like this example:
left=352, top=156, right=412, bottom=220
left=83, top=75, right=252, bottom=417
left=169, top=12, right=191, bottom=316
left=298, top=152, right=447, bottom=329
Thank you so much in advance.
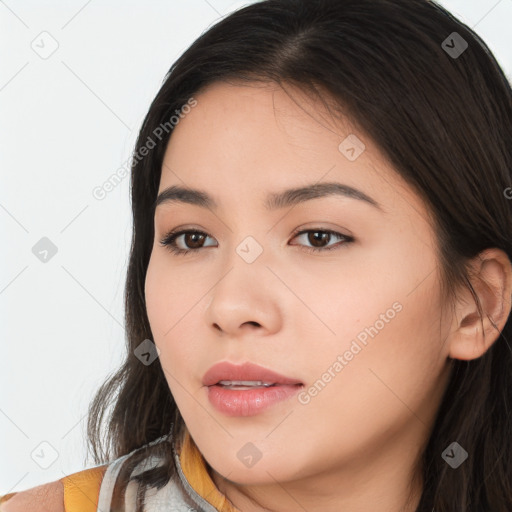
left=144, top=81, right=512, bottom=512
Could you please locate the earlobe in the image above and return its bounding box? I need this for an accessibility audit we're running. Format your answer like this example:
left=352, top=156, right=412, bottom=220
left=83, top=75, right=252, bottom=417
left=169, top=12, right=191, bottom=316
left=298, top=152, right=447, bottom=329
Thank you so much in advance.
left=447, top=248, right=512, bottom=361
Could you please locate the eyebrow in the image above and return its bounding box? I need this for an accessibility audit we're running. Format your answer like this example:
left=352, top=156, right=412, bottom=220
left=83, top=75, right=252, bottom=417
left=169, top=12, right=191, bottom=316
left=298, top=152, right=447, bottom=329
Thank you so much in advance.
left=155, top=182, right=383, bottom=212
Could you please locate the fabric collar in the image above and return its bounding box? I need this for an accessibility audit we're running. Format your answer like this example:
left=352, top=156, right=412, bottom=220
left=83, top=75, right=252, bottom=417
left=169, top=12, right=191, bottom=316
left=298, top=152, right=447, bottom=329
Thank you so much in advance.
left=175, top=429, right=241, bottom=512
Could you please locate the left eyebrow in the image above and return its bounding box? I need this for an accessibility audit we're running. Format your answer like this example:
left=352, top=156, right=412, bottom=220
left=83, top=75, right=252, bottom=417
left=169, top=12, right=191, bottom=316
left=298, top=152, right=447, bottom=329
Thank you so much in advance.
left=155, top=181, right=384, bottom=212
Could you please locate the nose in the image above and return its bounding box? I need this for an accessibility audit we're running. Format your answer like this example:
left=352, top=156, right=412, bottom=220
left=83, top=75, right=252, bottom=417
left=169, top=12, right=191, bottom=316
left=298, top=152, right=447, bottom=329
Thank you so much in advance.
left=203, top=259, right=283, bottom=338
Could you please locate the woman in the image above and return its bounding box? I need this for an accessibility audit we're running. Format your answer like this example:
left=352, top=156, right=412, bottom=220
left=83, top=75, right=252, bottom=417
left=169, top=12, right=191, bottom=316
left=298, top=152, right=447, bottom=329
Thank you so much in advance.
left=2, top=0, right=512, bottom=510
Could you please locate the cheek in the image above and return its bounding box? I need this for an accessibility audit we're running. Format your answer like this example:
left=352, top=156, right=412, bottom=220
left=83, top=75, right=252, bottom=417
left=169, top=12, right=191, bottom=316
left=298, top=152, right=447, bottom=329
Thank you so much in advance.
left=144, top=257, right=167, bottom=337
left=296, top=300, right=442, bottom=455
left=145, top=255, right=194, bottom=336
left=299, top=256, right=444, bottom=415
left=144, top=255, right=205, bottom=374
left=145, top=256, right=183, bottom=362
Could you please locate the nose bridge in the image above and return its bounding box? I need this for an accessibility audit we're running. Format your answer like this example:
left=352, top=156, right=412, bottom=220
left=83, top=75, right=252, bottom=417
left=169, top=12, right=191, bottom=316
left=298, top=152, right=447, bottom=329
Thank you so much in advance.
left=234, top=232, right=266, bottom=265
left=221, top=203, right=295, bottom=286
left=219, top=230, right=269, bottom=292
left=221, top=204, right=274, bottom=266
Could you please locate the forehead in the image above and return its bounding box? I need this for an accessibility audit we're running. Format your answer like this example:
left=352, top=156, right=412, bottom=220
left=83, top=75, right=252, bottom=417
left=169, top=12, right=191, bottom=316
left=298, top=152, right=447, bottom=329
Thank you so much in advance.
left=158, top=81, right=425, bottom=220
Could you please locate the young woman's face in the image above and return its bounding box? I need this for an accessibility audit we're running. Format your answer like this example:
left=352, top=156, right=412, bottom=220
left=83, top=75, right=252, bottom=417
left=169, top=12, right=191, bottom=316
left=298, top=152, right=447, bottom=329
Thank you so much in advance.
left=145, top=81, right=453, bottom=496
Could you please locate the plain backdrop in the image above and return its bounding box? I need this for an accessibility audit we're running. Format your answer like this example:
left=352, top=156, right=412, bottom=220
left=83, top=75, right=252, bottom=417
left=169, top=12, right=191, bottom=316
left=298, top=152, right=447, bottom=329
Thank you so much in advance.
left=1, top=0, right=511, bottom=495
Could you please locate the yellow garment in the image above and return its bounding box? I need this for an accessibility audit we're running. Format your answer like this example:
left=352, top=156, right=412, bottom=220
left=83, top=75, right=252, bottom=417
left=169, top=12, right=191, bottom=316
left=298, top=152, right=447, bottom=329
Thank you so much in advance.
left=0, top=431, right=240, bottom=511
left=179, top=429, right=241, bottom=512
left=60, top=465, right=107, bottom=512
left=0, top=465, right=107, bottom=511
left=61, top=465, right=108, bottom=512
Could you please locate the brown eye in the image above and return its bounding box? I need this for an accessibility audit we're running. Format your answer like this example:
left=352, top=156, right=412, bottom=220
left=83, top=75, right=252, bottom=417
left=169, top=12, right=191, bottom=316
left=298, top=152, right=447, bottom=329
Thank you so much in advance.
left=290, top=229, right=354, bottom=253
left=159, top=230, right=217, bottom=255
left=308, top=231, right=331, bottom=248
left=183, top=232, right=206, bottom=249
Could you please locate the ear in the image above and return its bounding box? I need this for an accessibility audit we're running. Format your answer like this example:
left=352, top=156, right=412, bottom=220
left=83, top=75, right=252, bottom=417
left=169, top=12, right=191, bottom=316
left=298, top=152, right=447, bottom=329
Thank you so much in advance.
left=447, top=248, right=512, bottom=361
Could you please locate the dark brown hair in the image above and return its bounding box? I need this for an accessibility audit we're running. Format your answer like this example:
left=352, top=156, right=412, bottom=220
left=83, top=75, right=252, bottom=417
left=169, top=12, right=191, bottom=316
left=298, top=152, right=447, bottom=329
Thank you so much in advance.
left=86, top=0, right=512, bottom=510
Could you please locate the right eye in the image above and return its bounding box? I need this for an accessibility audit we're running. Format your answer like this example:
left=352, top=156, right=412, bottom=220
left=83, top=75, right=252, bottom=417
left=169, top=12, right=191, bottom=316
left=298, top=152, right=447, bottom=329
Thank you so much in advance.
left=159, top=229, right=217, bottom=255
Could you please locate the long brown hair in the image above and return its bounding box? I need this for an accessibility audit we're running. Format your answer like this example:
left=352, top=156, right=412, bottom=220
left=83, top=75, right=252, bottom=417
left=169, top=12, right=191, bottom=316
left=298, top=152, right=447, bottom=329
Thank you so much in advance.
left=86, top=1, right=512, bottom=510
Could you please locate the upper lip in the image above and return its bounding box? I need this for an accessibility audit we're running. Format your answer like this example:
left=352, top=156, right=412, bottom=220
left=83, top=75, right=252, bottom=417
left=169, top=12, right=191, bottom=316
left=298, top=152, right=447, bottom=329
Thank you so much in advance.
left=202, top=361, right=303, bottom=387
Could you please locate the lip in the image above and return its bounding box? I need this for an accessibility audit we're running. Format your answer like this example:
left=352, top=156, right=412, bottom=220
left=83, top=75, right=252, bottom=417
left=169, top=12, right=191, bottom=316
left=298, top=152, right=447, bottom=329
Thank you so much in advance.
left=206, top=384, right=302, bottom=416
left=202, top=361, right=303, bottom=387
left=202, top=361, right=304, bottom=417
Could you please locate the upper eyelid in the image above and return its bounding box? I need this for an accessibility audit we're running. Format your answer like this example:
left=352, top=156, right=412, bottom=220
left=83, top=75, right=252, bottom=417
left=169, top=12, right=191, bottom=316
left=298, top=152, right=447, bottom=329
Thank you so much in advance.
left=163, top=226, right=348, bottom=237
left=160, top=221, right=352, bottom=236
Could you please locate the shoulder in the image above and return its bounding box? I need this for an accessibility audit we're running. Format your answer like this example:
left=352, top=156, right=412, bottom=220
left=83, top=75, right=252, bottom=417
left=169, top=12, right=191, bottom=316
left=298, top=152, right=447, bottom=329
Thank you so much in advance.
left=0, top=465, right=108, bottom=512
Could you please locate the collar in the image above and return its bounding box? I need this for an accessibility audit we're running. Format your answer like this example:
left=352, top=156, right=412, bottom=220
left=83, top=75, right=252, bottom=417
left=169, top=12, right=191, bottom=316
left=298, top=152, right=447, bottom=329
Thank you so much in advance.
left=174, top=429, right=241, bottom=512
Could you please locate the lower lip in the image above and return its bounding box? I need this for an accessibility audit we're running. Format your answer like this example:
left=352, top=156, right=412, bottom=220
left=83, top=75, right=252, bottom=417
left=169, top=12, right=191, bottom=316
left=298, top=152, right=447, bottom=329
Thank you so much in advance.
left=207, top=384, right=303, bottom=416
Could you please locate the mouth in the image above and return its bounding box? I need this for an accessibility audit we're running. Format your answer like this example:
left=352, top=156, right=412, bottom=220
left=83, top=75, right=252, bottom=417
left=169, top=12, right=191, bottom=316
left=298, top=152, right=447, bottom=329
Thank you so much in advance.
left=202, top=361, right=303, bottom=388
left=202, top=361, right=303, bottom=416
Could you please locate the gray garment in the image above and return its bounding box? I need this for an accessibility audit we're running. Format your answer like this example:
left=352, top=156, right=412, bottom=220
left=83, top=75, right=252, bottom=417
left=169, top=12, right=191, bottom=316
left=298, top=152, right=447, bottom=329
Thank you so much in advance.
left=96, top=435, right=221, bottom=512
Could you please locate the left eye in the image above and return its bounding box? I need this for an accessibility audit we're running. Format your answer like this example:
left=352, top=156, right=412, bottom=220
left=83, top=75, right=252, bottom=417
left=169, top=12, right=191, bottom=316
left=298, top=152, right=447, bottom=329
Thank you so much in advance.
left=290, top=229, right=354, bottom=253
left=159, top=228, right=354, bottom=255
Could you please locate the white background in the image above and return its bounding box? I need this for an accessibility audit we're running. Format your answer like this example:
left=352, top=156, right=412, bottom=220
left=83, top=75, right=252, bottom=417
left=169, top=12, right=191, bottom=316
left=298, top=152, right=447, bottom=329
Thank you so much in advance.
left=1, top=0, right=511, bottom=495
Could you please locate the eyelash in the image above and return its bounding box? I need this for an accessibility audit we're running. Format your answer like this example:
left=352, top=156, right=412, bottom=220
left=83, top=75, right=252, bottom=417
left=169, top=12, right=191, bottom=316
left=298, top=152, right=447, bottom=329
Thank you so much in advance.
left=158, top=227, right=354, bottom=256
